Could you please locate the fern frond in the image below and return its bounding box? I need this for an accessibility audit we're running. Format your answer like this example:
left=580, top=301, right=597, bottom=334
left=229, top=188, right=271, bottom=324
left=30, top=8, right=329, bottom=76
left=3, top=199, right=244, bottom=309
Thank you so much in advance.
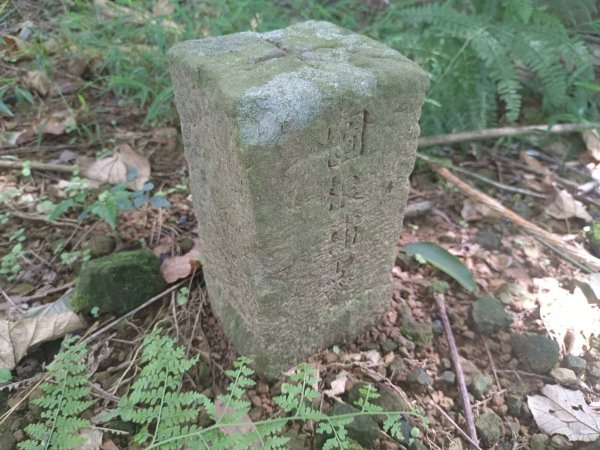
left=19, top=336, right=92, bottom=450
left=115, top=328, right=202, bottom=450
left=392, top=1, right=595, bottom=134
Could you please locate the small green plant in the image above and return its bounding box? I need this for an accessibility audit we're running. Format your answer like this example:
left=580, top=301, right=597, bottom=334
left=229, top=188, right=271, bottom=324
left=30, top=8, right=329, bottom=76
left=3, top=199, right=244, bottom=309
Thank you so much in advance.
left=1, top=227, right=26, bottom=281
left=23, top=330, right=427, bottom=450
left=19, top=336, right=92, bottom=450
left=0, top=368, right=12, bottom=383
left=176, top=286, right=189, bottom=305
left=0, top=78, right=34, bottom=117
left=48, top=177, right=171, bottom=230
left=111, top=329, right=424, bottom=449
left=58, top=249, right=91, bottom=267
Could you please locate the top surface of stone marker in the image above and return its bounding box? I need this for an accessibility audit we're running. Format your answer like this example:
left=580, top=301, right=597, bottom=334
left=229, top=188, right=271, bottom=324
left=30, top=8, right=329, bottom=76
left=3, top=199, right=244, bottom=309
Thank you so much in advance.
left=169, top=21, right=426, bottom=149
left=169, top=21, right=428, bottom=376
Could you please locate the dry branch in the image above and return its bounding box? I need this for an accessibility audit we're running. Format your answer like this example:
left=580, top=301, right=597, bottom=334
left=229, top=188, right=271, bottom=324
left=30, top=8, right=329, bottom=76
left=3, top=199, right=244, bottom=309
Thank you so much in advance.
left=418, top=122, right=600, bottom=148
left=0, top=160, right=75, bottom=173
left=425, top=160, right=600, bottom=272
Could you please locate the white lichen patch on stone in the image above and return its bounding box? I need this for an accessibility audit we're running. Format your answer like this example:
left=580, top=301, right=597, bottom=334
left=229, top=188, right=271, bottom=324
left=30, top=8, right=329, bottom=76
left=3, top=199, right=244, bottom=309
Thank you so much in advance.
left=238, top=73, right=323, bottom=147
left=296, top=20, right=347, bottom=39
left=238, top=63, right=376, bottom=147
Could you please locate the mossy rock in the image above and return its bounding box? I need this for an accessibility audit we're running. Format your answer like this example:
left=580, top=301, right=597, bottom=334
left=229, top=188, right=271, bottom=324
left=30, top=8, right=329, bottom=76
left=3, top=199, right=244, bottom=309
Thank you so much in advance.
left=71, top=250, right=166, bottom=314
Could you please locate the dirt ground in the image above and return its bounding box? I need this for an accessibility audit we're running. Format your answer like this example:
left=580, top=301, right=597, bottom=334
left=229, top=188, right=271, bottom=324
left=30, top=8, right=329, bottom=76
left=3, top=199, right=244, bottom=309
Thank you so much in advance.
left=2, top=3, right=600, bottom=449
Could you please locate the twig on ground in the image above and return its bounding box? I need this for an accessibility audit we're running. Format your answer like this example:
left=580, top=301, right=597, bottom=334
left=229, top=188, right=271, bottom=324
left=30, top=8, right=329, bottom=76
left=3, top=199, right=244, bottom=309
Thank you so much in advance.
left=533, top=236, right=593, bottom=274
left=0, top=287, right=26, bottom=313
left=482, top=337, right=501, bottom=391
left=0, top=159, right=76, bottom=173
left=429, top=402, right=483, bottom=450
left=0, top=377, right=46, bottom=426
left=442, top=161, right=547, bottom=198
left=427, top=163, right=600, bottom=272
left=0, top=282, right=75, bottom=310
left=418, top=122, right=600, bottom=148
left=7, top=209, right=80, bottom=228
left=434, top=292, right=479, bottom=449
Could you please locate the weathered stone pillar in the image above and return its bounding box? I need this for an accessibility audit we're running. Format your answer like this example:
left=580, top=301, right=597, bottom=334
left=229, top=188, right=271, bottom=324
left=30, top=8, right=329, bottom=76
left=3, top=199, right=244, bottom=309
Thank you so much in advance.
left=169, top=21, right=428, bottom=376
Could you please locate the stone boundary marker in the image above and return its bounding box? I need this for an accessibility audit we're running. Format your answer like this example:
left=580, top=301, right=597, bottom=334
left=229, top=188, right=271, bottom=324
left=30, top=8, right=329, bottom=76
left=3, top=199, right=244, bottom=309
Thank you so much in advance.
left=169, top=21, right=428, bottom=376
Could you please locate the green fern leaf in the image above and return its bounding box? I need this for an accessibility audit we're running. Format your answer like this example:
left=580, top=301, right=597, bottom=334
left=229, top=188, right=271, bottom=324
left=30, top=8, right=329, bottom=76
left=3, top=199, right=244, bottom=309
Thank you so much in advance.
left=19, top=336, right=92, bottom=450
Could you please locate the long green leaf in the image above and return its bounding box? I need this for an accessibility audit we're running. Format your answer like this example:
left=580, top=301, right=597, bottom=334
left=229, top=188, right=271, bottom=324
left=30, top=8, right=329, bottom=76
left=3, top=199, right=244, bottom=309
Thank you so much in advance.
left=402, top=242, right=476, bottom=292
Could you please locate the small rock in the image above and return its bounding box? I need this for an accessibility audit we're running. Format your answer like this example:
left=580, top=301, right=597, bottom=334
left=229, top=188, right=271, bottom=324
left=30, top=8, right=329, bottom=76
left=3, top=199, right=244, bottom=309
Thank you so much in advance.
left=179, top=237, right=195, bottom=254
left=550, top=368, right=578, bottom=387
left=505, top=419, right=519, bottom=437
left=196, top=360, right=211, bottom=383
left=472, top=296, right=513, bottom=333
left=511, top=334, right=559, bottom=374
left=70, top=250, right=166, bottom=314
left=12, top=429, right=23, bottom=442
left=407, top=368, right=433, bottom=387
left=462, top=330, right=476, bottom=340
left=475, top=228, right=501, bottom=251
left=442, top=370, right=456, bottom=384
left=401, top=319, right=433, bottom=347
left=549, top=433, right=572, bottom=449
left=388, top=356, right=406, bottom=379
left=505, top=394, right=523, bottom=417
left=280, top=429, right=309, bottom=450
left=587, top=360, right=600, bottom=379
left=475, top=412, right=502, bottom=447
left=563, top=354, right=586, bottom=373
left=430, top=279, right=450, bottom=294
left=469, top=372, right=493, bottom=399
left=530, top=433, right=549, bottom=450
left=431, top=319, right=443, bottom=335
left=332, top=403, right=380, bottom=448
left=0, top=428, right=16, bottom=450
left=409, top=440, right=428, bottom=450
left=83, top=234, right=116, bottom=258
left=248, top=406, right=263, bottom=422
left=380, top=339, right=398, bottom=354
left=360, top=342, right=381, bottom=352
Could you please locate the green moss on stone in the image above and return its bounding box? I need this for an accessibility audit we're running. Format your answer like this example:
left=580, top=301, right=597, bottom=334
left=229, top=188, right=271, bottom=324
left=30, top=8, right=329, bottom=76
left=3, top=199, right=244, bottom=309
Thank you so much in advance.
left=71, top=250, right=166, bottom=314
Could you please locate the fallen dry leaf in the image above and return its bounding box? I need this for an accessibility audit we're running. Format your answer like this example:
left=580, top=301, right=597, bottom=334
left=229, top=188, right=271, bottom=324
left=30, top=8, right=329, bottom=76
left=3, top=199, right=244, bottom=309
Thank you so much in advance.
left=49, top=77, right=85, bottom=97
left=528, top=384, right=600, bottom=442
left=461, top=198, right=496, bottom=222
left=534, top=277, right=600, bottom=355
left=75, top=428, right=103, bottom=450
left=160, top=241, right=202, bottom=283
left=0, top=293, right=86, bottom=369
left=546, top=188, right=592, bottom=222
left=520, top=150, right=546, bottom=173
left=583, top=129, right=600, bottom=161
left=487, top=254, right=513, bottom=272
left=40, top=112, right=77, bottom=136
left=101, top=440, right=120, bottom=450
left=81, top=144, right=150, bottom=190
left=24, top=70, right=51, bottom=96
left=323, top=370, right=349, bottom=399
left=0, top=35, right=26, bottom=60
